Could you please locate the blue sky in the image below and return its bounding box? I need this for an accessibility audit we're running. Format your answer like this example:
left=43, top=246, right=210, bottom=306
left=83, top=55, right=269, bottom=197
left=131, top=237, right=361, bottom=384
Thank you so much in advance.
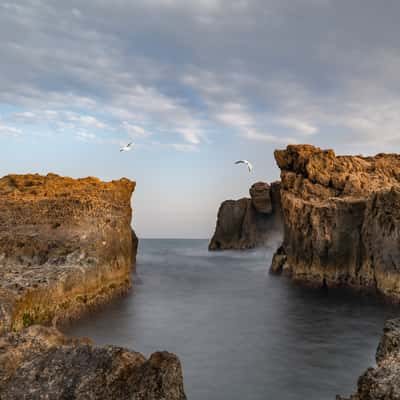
left=1, top=0, right=400, bottom=237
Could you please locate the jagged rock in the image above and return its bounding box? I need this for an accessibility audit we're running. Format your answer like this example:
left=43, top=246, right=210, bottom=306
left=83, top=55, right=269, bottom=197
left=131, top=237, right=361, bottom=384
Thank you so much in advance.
left=0, top=173, right=138, bottom=333
left=0, top=325, right=186, bottom=400
left=271, top=145, right=400, bottom=301
left=337, top=319, right=400, bottom=400
left=209, top=181, right=282, bottom=250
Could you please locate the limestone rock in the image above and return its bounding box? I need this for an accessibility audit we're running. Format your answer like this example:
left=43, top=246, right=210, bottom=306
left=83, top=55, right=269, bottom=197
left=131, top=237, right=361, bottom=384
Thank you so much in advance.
left=271, top=145, right=400, bottom=301
left=0, top=325, right=186, bottom=400
left=209, top=181, right=282, bottom=250
left=337, top=319, right=400, bottom=400
left=0, top=173, right=138, bottom=333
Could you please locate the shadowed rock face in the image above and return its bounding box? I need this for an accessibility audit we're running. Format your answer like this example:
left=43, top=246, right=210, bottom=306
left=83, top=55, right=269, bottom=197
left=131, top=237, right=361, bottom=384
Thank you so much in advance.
left=337, top=319, right=400, bottom=400
left=0, top=173, right=138, bottom=333
left=271, top=144, right=400, bottom=301
left=0, top=325, right=187, bottom=400
left=209, top=181, right=282, bottom=250
left=250, top=182, right=273, bottom=213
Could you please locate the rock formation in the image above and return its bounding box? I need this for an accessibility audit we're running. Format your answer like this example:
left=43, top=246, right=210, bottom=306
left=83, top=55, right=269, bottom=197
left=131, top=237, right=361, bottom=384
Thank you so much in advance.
left=271, top=144, right=400, bottom=302
left=0, top=325, right=186, bottom=400
left=0, top=173, right=188, bottom=399
left=0, top=173, right=138, bottom=333
left=209, top=181, right=282, bottom=250
left=337, top=318, right=400, bottom=400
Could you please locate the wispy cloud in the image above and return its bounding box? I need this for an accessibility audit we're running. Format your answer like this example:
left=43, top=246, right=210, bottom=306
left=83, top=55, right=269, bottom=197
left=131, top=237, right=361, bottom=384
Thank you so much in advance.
left=0, top=123, right=21, bottom=137
left=1, top=0, right=400, bottom=152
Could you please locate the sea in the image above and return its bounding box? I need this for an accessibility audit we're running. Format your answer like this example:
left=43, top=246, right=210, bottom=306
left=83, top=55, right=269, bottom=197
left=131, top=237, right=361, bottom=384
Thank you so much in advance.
left=64, top=239, right=398, bottom=400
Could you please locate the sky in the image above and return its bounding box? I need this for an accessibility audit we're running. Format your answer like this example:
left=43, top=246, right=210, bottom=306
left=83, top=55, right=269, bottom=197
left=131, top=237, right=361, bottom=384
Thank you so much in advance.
left=1, top=0, right=400, bottom=238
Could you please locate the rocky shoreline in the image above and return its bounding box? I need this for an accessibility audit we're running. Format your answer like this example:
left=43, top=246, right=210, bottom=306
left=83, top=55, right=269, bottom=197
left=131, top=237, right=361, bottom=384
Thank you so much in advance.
left=210, top=144, right=400, bottom=399
left=210, top=144, right=400, bottom=302
left=337, top=318, right=400, bottom=400
left=0, top=173, right=186, bottom=399
left=0, top=325, right=186, bottom=400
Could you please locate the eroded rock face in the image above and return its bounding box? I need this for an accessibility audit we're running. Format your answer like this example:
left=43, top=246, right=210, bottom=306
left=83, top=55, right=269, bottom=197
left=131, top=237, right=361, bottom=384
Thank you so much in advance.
left=271, top=145, right=400, bottom=301
left=0, top=325, right=186, bottom=400
left=337, top=319, right=400, bottom=400
left=0, top=173, right=138, bottom=333
left=250, top=181, right=272, bottom=213
left=209, top=181, right=282, bottom=250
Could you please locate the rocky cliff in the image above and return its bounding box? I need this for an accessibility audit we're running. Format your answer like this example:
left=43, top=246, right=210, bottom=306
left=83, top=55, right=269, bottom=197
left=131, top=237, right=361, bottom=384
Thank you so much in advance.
left=209, top=181, right=282, bottom=250
left=0, top=173, right=138, bottom=333
left=0, top=325, right=186, bottom=400
left=270, top=145, right=400, bottom=301
left=0, top=173, right=187, bottom=399
left=337, top=318, right=400, bottom=400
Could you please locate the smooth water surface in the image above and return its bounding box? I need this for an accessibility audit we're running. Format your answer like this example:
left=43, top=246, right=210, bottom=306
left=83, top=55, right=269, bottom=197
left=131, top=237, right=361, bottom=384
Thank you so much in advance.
left=65, top=239, right=398, bottom=400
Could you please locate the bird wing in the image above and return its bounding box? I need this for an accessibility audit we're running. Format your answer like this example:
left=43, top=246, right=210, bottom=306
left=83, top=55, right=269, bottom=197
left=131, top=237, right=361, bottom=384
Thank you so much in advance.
left=235, top=160, right=253, bottom=172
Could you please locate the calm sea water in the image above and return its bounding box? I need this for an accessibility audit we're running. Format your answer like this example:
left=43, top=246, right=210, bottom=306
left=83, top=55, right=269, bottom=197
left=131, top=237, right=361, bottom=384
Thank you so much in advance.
left=64, top=239, right=398, bottom=400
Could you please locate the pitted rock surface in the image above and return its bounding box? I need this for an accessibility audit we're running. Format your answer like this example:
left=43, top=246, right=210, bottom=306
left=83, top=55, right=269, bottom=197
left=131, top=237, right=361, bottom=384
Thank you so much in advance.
left=0, top=173, right=138, bottom=333
left=271, top=145, right=400, bottom=301
left=0, top=325, right=186, bottom=400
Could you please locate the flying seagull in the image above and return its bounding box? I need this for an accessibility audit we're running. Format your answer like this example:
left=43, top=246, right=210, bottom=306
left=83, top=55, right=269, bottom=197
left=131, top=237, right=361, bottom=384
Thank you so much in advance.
left=120, top=142, right=134, bottom=152
left=235, top=160, right=253, bottom=173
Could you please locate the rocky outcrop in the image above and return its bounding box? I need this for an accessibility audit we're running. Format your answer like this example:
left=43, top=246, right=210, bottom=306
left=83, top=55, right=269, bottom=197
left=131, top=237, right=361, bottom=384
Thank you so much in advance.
left=0, top=173, right=138, bottom=333
left=209, top=181, right=282, bottom=250
left=270, top=145, right=400, bottom=301
left=0, top=325, right=186, bottom=400
left=337, top=318, right=400, bottom=400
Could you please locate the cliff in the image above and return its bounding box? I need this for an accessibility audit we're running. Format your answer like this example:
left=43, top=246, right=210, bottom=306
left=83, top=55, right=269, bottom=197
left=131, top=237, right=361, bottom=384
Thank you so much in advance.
left=209, top=181, right=282, bottom=250
left=270, top=145, right=400, bottom=301
left=0, top=173, right=188, bottom=398
left=0, top=325, right=186, bottom=400
left=0, top=173, right=138, bottom=333
left=337, top=318, right=400, bottom=400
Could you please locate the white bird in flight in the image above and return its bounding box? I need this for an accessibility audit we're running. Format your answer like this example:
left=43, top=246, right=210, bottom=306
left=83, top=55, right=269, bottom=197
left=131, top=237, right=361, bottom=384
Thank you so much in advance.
left=235, top=159, right=253, bottom=173
left=120, top=142, right=134, bottom=152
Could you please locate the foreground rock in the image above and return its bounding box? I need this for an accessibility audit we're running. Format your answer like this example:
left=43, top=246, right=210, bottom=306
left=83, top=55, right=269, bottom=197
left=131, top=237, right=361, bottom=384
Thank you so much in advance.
left=0, top=325, right=186, bottom=400
left=271, top=145, right=400, bottom=302
left=0, top=173, right=138, bottom=333
left=337, top=318, right=400, bottom=400
left=209, top=181, right=282, bottom=250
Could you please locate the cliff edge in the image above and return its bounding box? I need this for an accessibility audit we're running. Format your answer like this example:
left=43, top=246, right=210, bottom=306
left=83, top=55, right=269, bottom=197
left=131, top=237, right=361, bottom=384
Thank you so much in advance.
left=0, top=173, right=138, bottom=333
left=209, top=181, right=282, bottom=250
left=271, top=144, right=400, bottom=301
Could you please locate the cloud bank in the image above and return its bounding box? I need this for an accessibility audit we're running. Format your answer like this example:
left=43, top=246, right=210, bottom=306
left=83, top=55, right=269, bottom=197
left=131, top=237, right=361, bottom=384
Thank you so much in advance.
left=1, top=0, right=400, bottom=152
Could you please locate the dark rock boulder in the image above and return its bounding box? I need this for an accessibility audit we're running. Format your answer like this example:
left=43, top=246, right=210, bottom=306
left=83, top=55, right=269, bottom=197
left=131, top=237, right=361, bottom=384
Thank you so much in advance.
left=209, top=181, right=282, bottom=250
left=0, top=325, right=187, bottom=400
